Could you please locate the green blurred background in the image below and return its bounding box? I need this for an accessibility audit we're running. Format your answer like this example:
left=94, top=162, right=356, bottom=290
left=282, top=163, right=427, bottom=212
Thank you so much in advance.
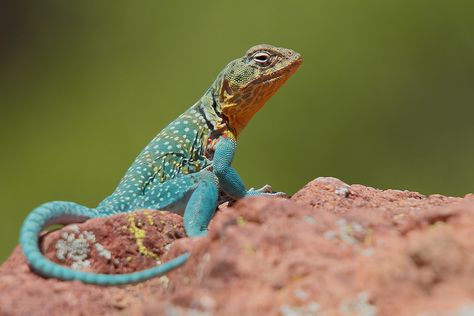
left=1, top=0, right=473, bottom=262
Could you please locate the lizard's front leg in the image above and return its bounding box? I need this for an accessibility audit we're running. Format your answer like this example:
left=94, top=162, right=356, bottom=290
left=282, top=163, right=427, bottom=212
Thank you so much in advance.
left=213, top=136, right=286, bottom=199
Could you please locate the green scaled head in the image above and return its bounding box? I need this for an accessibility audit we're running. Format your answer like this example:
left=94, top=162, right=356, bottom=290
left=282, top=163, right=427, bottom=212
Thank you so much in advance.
left=215, top=44, right=302, bottom=136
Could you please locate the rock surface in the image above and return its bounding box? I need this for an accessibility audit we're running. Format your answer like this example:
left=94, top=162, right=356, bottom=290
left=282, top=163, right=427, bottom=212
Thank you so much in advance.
left=1, top=177, right=474, bottom=316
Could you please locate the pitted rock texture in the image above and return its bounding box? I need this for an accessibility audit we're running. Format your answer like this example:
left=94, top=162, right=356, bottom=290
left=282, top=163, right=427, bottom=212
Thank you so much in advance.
left=1, top=177, right=474, bottom=316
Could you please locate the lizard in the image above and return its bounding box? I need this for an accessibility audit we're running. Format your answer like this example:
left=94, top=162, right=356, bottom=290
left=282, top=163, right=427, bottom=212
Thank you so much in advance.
left=19, top=44, right=302, bottom=285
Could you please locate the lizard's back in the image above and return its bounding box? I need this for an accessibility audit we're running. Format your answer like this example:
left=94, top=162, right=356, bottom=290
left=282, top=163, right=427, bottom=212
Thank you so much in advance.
left=97, top=102, right=215, bottom=213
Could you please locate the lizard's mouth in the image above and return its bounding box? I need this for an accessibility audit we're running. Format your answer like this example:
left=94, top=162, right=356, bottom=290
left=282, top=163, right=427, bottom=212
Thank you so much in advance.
left=263, top=74, right=283, bottom=84
left=254, top=56, right=303, bottom=86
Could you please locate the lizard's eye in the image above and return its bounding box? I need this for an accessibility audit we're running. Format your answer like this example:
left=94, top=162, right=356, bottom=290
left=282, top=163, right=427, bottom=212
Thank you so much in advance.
left=253, top=52, right=271, bottom=66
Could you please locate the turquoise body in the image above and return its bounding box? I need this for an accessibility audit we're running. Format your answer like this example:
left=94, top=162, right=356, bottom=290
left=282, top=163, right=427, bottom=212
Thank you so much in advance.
left=19, top=44, right=300, bottom=285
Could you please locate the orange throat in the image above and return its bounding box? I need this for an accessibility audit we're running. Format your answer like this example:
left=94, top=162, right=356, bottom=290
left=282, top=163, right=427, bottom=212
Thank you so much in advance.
left=220, top=76, right=292, bottom=136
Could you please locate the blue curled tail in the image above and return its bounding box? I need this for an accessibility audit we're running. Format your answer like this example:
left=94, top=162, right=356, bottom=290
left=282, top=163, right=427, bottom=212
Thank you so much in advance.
left=19, top=201, right=189, bottom=285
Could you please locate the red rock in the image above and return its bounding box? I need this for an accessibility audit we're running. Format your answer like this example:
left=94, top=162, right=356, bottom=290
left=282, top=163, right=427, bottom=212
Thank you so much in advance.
left=1, top=178, right=474, bottom=315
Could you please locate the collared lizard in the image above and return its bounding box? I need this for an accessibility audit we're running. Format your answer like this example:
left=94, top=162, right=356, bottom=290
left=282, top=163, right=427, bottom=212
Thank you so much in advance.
left=19, top=44, right=302, bottom=285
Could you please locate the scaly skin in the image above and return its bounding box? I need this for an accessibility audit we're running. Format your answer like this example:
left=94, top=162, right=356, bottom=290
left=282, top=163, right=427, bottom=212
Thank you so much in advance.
left=19, top=44, right=302, bottom=285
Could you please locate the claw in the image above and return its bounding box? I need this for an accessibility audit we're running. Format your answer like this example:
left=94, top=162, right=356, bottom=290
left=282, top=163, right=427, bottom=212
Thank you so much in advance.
left=246, top=185, right=288, bottom=198
left=254, top=184, right=273, bottom=193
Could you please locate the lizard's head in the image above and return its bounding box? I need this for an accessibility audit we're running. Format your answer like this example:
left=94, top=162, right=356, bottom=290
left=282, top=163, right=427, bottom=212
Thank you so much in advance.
left=215, top=44, right=302, bottom=136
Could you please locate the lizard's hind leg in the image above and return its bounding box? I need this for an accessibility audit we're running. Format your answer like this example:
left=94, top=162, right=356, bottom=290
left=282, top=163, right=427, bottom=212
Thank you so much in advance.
left=139, top=170, right=219, bottom=237
left=183, top=171, right=219, bottom=237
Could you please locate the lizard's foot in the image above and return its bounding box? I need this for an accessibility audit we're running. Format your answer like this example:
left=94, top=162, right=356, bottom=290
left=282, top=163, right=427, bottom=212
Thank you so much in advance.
left=246, top=185, right=288, bottom=198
